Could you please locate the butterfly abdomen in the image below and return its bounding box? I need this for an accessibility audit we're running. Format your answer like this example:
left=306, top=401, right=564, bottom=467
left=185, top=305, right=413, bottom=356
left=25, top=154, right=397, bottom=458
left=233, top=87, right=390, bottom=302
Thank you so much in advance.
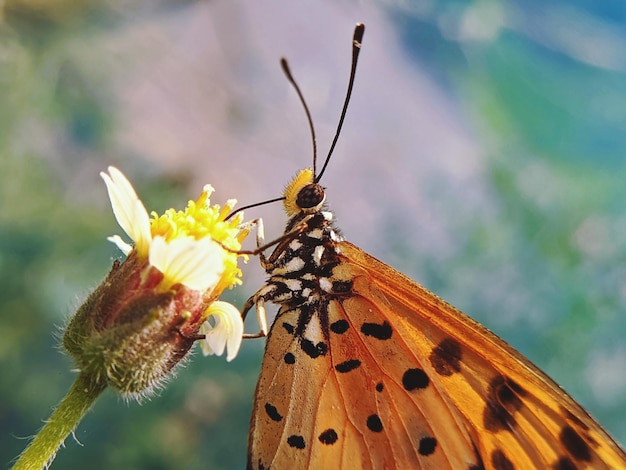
left=261, top=210, right=345, bottom=309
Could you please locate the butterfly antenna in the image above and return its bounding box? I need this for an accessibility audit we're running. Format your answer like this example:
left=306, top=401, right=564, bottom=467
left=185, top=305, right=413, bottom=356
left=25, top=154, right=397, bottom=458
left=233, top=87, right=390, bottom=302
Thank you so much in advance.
left=228, top=25, right=365, bottom=222
left=280, top=58, right=318, bottom=177
left=316, top=23, right=365, bottom=183
left=225, top=196, right=285, bottom=221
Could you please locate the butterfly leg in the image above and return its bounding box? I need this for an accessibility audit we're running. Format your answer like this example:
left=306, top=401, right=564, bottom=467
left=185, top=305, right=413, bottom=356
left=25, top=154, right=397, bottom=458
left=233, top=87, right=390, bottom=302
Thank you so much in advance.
left=230, top=216, right=313, bottom=261
left=253, top=217, right=271, bottom=269
left=241, top=283, right=279, bottom=339
left=224, top=217, right=297, bottom=264
left=238, top=217, right=311, bottom=339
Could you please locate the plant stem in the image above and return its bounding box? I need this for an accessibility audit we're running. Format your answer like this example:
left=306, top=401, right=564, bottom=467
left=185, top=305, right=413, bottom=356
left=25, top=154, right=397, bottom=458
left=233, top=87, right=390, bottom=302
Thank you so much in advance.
left=13, top=372, right=107, bottom=470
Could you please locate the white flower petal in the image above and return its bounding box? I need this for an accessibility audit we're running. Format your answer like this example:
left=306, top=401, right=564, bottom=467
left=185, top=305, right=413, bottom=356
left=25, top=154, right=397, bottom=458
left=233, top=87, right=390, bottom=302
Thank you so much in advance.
left=199, top=301, right=243, bottom=361
left=107, top=235, right=133, bottom=255
left=149, top=236, right=225, bottom=291
left=100, top=167, right=151, bottom=257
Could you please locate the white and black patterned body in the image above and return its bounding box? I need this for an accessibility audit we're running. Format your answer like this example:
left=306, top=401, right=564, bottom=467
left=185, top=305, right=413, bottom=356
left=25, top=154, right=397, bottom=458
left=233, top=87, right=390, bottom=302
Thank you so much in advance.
left=243, top=183, right=357, bottom=352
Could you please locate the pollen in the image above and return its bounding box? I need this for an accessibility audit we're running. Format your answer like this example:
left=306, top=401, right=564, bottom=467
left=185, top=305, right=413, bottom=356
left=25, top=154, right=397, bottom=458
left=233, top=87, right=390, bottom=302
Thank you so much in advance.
left=149, top=184, right=247, bottom=289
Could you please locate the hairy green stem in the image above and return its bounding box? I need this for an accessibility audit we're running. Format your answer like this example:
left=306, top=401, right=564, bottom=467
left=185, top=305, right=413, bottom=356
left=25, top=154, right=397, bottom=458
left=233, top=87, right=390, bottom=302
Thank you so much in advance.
left=13, top=372, right=107, bottom=470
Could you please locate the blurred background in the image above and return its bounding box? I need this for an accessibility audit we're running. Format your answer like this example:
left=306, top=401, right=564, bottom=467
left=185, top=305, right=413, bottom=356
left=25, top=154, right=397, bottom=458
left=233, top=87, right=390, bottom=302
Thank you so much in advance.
left=2, top=0, right=626, bottom=468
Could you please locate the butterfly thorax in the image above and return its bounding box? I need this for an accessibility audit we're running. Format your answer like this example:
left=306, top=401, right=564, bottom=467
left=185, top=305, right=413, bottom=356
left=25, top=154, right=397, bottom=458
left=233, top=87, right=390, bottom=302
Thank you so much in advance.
left=246, top=169, right=361, bottom=341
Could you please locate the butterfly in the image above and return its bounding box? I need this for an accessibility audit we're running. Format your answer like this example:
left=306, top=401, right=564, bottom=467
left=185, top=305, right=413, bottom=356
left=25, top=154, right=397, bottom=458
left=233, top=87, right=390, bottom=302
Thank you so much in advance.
left=240, top=23, right=626, bottom=469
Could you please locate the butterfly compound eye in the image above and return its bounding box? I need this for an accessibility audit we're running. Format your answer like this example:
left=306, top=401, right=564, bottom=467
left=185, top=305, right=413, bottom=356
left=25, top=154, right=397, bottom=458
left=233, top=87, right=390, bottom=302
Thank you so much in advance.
left=296, top=183, right=325, bottom=210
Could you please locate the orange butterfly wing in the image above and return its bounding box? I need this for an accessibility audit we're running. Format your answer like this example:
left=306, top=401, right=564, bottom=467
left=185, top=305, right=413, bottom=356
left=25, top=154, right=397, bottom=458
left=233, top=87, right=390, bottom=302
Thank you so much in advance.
left=339, top=241, right=626, bottom=469
left=247, top=239, right=626, bottom=469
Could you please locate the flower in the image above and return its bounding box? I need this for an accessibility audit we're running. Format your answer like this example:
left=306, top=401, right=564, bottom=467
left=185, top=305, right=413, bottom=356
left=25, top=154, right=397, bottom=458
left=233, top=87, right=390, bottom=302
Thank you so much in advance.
left=62, top=167, right=248, bottom=398
left=199, top=301, right=244, bottom=362
left=101, top=166, right=245, bottom=295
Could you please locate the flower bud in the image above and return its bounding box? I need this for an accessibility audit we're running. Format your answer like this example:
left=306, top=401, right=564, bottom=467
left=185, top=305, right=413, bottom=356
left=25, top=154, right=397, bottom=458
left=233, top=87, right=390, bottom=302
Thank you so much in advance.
left=62, top=167, right=247, bottom=399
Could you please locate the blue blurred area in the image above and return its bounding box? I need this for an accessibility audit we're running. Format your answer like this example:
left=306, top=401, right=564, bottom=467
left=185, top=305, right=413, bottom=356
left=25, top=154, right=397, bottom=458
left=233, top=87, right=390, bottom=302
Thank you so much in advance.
left=1, top=1, right=625, bottom=468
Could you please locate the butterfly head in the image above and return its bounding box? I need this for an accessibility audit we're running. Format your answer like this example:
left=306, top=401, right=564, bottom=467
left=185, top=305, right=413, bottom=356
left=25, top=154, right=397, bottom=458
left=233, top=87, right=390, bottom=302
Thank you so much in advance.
left=283, top=168, right=326, bottom=217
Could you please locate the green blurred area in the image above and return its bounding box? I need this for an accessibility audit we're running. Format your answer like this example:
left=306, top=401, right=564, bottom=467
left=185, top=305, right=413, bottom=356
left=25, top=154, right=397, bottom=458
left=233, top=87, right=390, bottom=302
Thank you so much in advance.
left=0, top=3, right=262, bottom=468
left=2, top=1, right=626, bottom=468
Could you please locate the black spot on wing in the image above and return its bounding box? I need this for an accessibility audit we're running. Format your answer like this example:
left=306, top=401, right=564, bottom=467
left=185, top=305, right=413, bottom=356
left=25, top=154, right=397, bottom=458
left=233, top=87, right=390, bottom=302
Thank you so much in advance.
left=483, top=376, right=525, bottom=432
left=335, top=359, right=361, bottom=373
left=491, top=449, right=515, bottom=470
left=287, top=435, right=306, bottom=449
left=496, top=377, right=526, bottom=404
left=282, top=322, right=295, bottom=334
left=366, top=414, right=383, bottom=432
left=375, top=382, right=384, bottom=392
left=332, top=280, right=353, bottom=293
left=418, top=436, right=437, bottom=456
left=330, top=319, right=349, bottom=334
left=402, top=368, right=429, bottom=391
left=300, top=339, right=328, bottom=358
left=318, top=429, right=338, bottom=445
left=264, top=403, right=283, bottom=422
left=361, top=321, right=392, bottom=340
left=429, top=337, right=462, bottom=376
left=284, top=352, right=295, bottom=364
left=560, top=425, right=592, bottom=462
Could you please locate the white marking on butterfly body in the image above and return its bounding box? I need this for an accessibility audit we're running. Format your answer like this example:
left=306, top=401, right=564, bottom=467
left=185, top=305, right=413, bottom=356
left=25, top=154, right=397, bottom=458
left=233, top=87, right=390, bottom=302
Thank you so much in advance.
left=274, top=257, right=305, bottom=275
left=330, top=230, right=341, bottom=242
left=313, top=245, right=325, bottom=266
left=284, top=278, right=303, bottom=292
left=319, top=277, right=333, bottom=293
left=289, top=239, right=303, bottom=251
left=308, top=228, right=323, bottom=239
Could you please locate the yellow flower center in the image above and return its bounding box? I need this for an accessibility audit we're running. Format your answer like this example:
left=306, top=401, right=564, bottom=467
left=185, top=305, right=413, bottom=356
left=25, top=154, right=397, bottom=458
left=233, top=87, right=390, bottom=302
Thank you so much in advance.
left=150, top=184, right=247, bottom=291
